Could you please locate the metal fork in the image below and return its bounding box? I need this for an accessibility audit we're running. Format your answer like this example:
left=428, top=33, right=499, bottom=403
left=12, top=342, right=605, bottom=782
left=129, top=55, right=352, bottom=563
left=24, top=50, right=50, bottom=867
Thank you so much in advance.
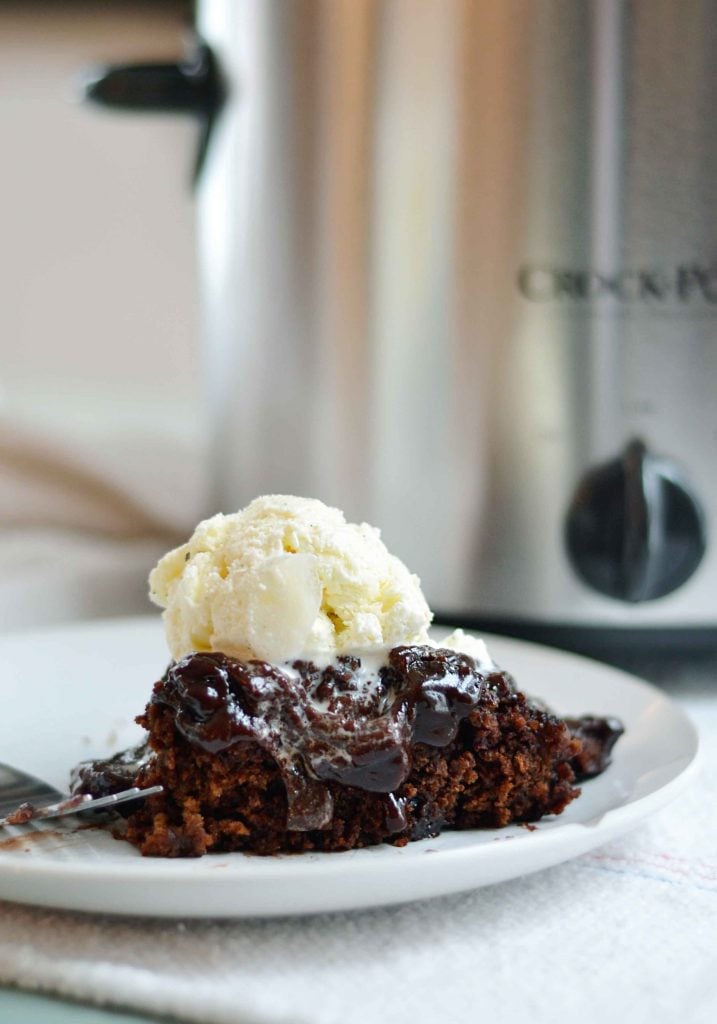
left=0, top=761, right=162, bottom=827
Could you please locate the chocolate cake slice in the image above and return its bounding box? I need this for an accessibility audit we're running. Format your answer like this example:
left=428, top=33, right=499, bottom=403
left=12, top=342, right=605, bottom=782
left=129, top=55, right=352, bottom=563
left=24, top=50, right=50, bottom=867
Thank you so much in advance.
left=74, top=645, right=622, bottom=857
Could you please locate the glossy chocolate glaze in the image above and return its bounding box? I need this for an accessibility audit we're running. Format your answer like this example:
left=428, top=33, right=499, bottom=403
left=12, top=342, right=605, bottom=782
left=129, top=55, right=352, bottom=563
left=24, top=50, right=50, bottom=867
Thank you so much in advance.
left=565, top=715, right=624, bottom=780
left=150, top=646, right=486, bottom=830
left=72, top=742, right=153, bottom=799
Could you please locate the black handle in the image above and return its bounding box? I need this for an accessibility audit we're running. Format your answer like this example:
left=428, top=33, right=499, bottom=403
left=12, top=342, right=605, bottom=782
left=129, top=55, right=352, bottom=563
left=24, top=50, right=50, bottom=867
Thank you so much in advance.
left=81, top=38, right=225, bottom=182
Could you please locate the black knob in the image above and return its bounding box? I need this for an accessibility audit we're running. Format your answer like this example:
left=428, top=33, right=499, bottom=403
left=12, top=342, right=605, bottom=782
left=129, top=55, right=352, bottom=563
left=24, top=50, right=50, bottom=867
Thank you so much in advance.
left=565, top=440, right=706, bottom=602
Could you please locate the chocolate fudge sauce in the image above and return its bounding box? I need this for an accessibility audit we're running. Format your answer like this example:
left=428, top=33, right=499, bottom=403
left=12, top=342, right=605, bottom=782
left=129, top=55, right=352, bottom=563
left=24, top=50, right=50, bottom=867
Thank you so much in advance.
left=150, top=647, right=486, bottom=830
left=565, top=715, right=624, bottom=780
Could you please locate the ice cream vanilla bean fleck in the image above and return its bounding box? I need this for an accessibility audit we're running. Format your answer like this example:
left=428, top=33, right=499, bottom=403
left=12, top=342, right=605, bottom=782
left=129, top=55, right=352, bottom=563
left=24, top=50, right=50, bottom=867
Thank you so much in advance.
left=73, top=495, right=622, bottom=856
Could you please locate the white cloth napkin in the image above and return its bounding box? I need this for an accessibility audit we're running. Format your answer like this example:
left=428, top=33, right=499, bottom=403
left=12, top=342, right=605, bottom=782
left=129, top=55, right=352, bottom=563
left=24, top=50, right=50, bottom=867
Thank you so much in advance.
left=0, top=681, right=715, bottom=1024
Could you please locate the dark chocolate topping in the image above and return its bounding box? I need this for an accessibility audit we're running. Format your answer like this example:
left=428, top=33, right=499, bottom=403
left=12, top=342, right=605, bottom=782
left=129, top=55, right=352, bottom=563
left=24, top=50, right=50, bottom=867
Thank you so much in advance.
left=72, top=742, right=153, bottom=799
left=152, top=646, right=487, bottom=830
left=566, top=715, right=624, bottom=780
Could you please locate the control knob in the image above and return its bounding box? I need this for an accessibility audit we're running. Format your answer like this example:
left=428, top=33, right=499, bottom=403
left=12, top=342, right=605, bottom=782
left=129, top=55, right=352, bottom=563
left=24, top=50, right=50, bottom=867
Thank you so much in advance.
left=565, top=440, right=706, bottom=602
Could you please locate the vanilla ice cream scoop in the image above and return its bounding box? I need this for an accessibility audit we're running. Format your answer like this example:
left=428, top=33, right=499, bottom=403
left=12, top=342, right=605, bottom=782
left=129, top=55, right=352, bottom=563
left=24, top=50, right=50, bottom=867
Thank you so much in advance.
left=149, top=495, right=433, bottom=663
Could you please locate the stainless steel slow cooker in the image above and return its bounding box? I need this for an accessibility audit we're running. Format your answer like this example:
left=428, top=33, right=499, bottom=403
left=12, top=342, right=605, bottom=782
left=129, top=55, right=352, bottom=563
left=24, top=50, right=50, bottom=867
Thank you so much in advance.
left=85, top=0, right=717, bottom=657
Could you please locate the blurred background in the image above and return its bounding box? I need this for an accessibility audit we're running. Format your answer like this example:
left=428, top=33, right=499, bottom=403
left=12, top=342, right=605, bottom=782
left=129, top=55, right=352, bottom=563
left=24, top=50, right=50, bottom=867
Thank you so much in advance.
left=0, top=0, right=201, bottom=628
left=1, top=0, right=715, bottom=666
left=0, top=1, right=197, bottom=430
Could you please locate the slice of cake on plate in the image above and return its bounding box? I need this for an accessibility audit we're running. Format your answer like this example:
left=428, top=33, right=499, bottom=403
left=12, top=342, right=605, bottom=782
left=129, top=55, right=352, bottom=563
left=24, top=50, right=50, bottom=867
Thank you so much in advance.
left=73, top=495, right=622, bottom=856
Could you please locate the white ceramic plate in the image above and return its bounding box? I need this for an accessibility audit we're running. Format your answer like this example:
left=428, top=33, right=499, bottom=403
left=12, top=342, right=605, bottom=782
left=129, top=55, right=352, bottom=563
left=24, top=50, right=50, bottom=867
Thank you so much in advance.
left=0, top=617, right=698, bottom=918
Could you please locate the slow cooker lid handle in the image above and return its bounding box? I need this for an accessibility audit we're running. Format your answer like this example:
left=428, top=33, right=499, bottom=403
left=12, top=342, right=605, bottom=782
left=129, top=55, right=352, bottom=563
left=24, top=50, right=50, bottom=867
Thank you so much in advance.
left=80, top=35, right=225, bottom=183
